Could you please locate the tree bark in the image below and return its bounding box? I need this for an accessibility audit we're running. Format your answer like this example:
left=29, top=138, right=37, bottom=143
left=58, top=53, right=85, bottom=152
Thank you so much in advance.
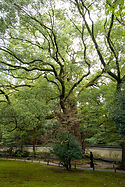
left=20, top=144, right=23, bottom=152
left=32, top=137, right=36, bottom=156
left=57, top=97, right=82, bottom=143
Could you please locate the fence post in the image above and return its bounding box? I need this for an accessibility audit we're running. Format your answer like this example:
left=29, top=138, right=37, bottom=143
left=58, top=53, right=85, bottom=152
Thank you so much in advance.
left=113, top=164, right=116, bottom=173
left=74, top=161, right=76, bottom=169
left=47, top=160, right=49, bottom=165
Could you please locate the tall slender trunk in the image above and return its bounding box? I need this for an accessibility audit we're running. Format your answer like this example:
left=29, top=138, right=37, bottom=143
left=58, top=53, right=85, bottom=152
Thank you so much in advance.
left=20, top=137, right=23, bottom=151
left=116, top=82, right=125, bottom=169
left=121, top=142, right=125, bottom=169
left=32, top=137, right=36, bottom=156
left=20, top=144, right=23, bottom=152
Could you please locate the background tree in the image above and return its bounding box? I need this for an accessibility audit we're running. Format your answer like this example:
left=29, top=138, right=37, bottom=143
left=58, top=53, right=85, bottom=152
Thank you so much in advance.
left=79, top=80, right=122, bottom=149
left=0, top=78, right=56, bottom=152
left=69, top=0, right=125, bottom=168
left=109, top=82, right=125, bottom=168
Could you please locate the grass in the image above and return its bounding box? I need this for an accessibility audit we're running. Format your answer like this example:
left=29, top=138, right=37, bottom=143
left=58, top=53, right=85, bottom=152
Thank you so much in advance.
left=0, top=159, right=125, bottom=187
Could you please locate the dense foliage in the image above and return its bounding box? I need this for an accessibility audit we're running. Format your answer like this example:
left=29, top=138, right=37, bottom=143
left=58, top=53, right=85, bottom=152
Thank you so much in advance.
left=0, top=0, right=124, bottom=167
left=52, top=133, right=83, bottom=170
left=110, top=83, right=125, bottom=138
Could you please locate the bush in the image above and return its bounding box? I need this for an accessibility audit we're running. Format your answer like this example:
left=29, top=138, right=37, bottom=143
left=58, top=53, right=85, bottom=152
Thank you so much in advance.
left=52, top=133, right=84, bottom=170
left=14, top=150, right=29, bottom=157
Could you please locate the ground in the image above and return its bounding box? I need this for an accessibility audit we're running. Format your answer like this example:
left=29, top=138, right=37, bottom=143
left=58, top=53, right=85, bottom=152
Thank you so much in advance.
left=0, top=159, right=125, bottom=187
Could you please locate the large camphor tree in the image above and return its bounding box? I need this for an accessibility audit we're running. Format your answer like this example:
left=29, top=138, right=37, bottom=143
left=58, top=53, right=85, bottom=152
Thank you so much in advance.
left=0, top=0, right=124, bottom=167
left=0, top=0, right=103, bottom=142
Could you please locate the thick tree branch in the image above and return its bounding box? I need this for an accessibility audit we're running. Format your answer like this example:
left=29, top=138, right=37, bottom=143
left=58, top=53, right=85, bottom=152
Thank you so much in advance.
left=0, top=59, right=55, bottom=73
left=14, top=2, right=64, bottom=77
left=44, top=74, right=61, bottom=93
left=10, top=72, right=43, bottom=80
left=75, top=0, right=121, bottom=84
left=65, top=69, right=90, bottom=101
left=106, top=13, right=121, bottom=81
left=8, top=117, right=18, bottom=132
left=75, top=0, right=106, bottom=68
left=0, top=89, right=10, bottom=104
left=0, top=47, right=25, bottom=64
left=0, top=100, right=8, bottom=103
left=9, top=35, right=44, bottom=50
left=78, top=70, right=104, bottom=95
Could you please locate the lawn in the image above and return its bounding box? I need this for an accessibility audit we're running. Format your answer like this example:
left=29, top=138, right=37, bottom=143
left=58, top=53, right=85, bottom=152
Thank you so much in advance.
left=0, top=160, right=125, bottom=187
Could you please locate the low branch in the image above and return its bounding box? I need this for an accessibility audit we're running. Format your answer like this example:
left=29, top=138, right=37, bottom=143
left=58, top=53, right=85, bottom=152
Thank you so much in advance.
left=10, top=72, right=43, bottom=80
left=0, top=84, right=32, bottom=89
left=0, top=59, right=54, bottom=73
left=0, top=47, right=24, bottom=64
left=8, top=117, right=18, bottom=132
left=0, top=100, right=8, bottom=103
left=9, top=35, right=44, bottom=50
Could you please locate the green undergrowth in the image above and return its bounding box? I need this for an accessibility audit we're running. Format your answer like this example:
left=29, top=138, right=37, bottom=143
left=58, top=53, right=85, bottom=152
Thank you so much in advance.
left=0, top=160, right=124, bottom=187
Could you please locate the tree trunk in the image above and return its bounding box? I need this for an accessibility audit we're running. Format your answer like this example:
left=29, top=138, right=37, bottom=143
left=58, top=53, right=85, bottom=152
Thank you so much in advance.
left=121, top=142, right=125, bottom=169
left=65, top=163, right=69, bottom=170
left=82, top=140, right=87, bottom=152
left=68, top=158, right=71, bottom=170
left=57, top=97, right=82, bottom=143
left=20, top=144, right=23, bottom=152
left=20, top=137, right=23, bottom=151
left=64, top=159, right=71, bottom=170
left=32, top=137, right=36, bottom=156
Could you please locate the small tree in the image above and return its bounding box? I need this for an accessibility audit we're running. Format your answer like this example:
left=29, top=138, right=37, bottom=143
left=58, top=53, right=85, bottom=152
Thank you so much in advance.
left=52, top=133, right=84, bottom=170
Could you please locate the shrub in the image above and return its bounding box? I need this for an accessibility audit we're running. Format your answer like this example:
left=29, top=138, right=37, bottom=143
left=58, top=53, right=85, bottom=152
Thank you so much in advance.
left=52, top=133, right=84, bottom=170
left=14, top=150, right=29, bottom=157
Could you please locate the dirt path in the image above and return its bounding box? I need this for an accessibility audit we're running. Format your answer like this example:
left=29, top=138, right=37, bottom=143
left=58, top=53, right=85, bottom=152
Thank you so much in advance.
left=2, top=158, right=125, bottom=174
